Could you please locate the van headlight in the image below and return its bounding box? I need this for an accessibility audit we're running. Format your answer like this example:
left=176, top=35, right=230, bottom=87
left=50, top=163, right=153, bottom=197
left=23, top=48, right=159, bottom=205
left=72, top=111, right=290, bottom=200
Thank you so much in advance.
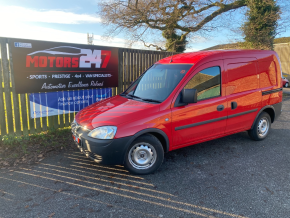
left=88, top=126, right=117, bottom=139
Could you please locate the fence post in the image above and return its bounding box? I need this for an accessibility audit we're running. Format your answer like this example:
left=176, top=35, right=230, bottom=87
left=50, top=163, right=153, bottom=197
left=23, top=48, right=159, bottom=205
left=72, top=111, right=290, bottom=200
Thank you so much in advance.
left=0, top=40, right=6, bottom=136
left=20, top=94, right=29, bottom=135
left=6, top=41, right=21, bottom=135
left=0, top=38, right=14, bottom=135
left=118, top=49, right=124, bottom=94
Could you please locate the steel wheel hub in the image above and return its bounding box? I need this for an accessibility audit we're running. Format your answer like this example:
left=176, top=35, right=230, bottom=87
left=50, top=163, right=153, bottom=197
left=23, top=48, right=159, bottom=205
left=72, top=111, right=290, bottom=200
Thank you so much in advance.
left=128, top=143, right=157, bottom=170
left=258, top=117, right=269, bottom=137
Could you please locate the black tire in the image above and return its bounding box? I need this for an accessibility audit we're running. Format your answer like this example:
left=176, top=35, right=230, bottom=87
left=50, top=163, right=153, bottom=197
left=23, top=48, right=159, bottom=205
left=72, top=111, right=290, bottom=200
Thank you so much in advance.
left=124, top=134, right=164, bottom=175
left=285, top=82, right=289, bottom=88
left=248, top=112, right=271, bottom=141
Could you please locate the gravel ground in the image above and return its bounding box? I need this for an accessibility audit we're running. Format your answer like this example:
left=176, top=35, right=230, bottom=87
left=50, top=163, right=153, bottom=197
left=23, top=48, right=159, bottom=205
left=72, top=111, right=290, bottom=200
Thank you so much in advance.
left=0, top=95, right=290, bottom=218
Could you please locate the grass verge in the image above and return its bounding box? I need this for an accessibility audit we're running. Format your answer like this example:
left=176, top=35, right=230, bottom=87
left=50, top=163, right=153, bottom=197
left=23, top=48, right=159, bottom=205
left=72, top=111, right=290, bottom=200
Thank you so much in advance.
left=0, top=127, right=77, bottom=168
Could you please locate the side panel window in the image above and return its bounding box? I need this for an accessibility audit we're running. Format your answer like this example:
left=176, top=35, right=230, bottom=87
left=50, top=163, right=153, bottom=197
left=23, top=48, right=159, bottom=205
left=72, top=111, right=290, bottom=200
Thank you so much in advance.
left=226, top=62, right=258, bottom=95
left=184, top=66, right=221, bottom=101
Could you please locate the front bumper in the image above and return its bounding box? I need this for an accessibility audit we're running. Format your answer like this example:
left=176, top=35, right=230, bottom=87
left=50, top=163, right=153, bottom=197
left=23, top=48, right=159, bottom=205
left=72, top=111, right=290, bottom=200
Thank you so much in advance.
left=72, top=126, right=133, bottom=165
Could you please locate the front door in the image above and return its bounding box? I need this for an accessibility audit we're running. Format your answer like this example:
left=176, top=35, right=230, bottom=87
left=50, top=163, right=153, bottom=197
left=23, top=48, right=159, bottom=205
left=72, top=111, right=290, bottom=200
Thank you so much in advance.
left=171, top=60, right=227, bottom=148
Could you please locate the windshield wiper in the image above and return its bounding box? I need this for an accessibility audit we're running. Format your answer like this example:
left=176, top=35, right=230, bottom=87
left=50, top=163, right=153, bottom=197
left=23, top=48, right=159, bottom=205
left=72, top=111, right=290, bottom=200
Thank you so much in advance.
left=126, top=94, right=141, bottom=99
left=141, top=98, right=161, bottom=103
left=123, top=94, right=160, bottom=103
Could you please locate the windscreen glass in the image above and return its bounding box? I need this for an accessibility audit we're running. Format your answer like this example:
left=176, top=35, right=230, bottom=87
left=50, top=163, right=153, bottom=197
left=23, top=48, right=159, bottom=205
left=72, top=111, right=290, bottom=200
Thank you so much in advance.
left=123, top=64, right=193, bottom=102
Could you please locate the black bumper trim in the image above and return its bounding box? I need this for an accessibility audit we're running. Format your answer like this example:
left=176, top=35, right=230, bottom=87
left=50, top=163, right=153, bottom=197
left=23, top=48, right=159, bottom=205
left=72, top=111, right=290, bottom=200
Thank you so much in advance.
left=175, top=109, right=258, bottom=131
left=228, top=109, right=258, bottom=119
left=272, top=101, right=282, bottom=120
left=73, top=128, right=133, bottom=165
left=175, top=116, right=227, bottom=131
left=262, top=88, right=283, bottom=96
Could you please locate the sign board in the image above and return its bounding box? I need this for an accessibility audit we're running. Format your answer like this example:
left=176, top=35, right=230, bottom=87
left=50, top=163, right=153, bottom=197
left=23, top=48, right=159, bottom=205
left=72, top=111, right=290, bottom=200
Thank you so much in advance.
left=10, top=38, right=119, bottom=93
left=29, top=88, right=112, bottom=118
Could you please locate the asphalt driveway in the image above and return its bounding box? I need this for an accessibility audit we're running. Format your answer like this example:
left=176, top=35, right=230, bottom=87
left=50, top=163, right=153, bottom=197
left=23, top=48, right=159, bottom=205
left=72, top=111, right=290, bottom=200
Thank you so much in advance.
left=283, top=87, right=290, bottom=95
left=1, top=96, right=290, bottom=218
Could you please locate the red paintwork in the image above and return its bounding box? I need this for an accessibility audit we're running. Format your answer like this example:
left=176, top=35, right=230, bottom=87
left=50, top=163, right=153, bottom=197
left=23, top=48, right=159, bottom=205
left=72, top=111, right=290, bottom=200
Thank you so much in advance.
left=170, top=60, right=227, bottom=147
left=75, top=96, right=157, bottom=130
left=75, top=50, right=283, bottom=151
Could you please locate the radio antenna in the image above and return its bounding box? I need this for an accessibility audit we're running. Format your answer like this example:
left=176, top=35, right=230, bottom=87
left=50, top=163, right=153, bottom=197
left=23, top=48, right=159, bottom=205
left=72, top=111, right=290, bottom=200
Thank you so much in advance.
left=169, top=41, right=175, bottom=63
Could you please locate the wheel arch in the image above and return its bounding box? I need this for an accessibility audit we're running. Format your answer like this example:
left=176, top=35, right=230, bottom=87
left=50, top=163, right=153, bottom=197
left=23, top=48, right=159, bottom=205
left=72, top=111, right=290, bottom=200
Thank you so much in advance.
left=129, top=128, right=170, bottom=153
left=251, top=106, right=275, bottom=129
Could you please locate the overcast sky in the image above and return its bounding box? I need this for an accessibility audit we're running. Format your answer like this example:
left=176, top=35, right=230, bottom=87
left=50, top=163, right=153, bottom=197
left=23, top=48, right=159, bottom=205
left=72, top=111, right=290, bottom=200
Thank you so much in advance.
left=0, top=0, right=289, bottom=51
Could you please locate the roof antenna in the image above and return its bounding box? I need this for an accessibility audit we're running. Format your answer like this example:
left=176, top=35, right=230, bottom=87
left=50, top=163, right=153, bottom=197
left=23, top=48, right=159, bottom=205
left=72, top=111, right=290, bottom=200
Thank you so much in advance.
left=169, top=41, right=176, bottom=63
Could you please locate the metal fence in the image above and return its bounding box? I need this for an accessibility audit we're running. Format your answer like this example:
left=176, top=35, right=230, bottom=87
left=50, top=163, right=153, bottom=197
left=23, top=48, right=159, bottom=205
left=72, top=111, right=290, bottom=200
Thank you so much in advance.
left=0, top=37, right=175, bottom=136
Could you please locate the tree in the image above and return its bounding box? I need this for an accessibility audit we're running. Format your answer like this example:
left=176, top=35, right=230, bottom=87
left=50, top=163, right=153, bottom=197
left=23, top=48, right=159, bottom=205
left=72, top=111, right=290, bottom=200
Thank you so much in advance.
left=98, top=0, right=247, bottom=51
left=242, top=0, right=280, bottom=50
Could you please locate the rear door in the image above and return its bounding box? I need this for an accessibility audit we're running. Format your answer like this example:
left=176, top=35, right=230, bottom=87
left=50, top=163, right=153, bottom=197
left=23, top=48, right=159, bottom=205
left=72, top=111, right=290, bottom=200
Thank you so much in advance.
left=225, top=58, right=261, bottom=133
left=171, top=60, right=227, bottom=147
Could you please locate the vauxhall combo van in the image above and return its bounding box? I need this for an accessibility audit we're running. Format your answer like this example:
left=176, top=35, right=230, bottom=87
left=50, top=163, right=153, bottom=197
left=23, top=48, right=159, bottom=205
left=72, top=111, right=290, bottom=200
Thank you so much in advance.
left=71, top=50, right=283, bottom=175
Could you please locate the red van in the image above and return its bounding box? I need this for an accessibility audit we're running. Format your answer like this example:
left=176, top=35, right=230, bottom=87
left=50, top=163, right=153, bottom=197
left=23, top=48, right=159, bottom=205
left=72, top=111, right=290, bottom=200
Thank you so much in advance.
left=72, top=50, right=283, bottom=175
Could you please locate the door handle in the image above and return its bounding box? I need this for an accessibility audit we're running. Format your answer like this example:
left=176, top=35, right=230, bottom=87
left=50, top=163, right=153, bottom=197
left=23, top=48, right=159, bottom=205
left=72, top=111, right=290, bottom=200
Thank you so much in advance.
left=217, top=105, right=224, bottom=111
left=231, top=102, right=238, bottom=110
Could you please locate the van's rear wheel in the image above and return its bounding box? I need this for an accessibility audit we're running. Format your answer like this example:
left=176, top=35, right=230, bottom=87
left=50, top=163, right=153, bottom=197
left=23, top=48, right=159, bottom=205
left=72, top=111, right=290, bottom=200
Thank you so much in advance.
left=285, top=82, right=289, bottom=88
left=124, top=134, right=164, bottom=175
left=248, top=112, right=271, bottom=141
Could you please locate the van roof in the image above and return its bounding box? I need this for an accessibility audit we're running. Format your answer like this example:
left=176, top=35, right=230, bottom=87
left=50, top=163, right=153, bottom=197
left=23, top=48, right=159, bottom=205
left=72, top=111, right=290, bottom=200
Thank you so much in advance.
left=157, top=50, right=276, bottom=64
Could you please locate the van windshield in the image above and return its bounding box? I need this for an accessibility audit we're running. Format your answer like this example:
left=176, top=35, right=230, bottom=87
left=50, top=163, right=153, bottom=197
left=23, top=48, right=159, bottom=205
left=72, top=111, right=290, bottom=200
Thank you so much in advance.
left=122, top=64, right=193, bottom=103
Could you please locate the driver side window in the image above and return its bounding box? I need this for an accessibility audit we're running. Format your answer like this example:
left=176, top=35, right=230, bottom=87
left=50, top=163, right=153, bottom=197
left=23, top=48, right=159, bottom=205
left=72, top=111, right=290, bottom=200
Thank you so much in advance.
left=184, top=66, right=221, bottom=101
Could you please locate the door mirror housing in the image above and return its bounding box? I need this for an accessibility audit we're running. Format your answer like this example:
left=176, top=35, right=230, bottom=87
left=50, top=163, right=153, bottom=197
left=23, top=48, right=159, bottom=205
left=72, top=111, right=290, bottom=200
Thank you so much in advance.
left=182, top=89, right=198, bottom=104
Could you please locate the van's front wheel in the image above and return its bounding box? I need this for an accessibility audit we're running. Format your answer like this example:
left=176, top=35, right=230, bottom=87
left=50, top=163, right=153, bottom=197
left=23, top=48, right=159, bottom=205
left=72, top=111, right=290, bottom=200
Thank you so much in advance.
left=248, top=112, right=271, bottom=141
left=124, top=134, right=164, bottom=175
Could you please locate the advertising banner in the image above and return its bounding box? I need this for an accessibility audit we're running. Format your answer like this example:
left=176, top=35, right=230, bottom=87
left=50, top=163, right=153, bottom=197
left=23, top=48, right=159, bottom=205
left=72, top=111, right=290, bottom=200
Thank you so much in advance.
left=10, top=38, right=119, bottom=93
left=29, top=88, right=112, bottom=118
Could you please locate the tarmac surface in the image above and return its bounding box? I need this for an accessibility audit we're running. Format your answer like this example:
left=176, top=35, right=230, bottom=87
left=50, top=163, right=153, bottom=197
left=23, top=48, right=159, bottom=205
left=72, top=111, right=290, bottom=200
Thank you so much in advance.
left=283, top=87, right=290, bottom=94
left=0, top=93, right=290, bottom=218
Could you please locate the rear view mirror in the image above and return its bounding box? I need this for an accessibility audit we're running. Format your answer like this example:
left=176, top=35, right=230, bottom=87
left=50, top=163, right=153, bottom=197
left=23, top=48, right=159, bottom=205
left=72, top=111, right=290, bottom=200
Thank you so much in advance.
left=182, top=89, right=197, bottom=104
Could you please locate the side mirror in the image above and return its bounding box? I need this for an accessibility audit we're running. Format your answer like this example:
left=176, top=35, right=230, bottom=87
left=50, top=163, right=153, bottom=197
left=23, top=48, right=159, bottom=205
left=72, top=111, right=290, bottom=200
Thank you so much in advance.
left=182, top=89, right=197, bottom=104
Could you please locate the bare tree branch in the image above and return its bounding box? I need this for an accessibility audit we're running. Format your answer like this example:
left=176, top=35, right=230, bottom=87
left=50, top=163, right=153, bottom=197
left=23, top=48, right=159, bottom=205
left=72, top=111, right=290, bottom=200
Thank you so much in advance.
left=98, top=0, right=247, bottom=51
left=141, top=39, right=166, bottom=51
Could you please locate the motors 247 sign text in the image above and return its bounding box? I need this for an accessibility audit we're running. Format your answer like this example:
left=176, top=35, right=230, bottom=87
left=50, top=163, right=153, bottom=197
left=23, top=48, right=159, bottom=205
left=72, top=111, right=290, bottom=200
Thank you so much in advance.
left=10, top=39, right=119, bottom=93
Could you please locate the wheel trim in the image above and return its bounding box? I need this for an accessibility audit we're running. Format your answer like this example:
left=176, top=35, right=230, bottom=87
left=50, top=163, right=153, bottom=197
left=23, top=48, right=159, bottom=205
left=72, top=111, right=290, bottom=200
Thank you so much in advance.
left=257, top=117, right=269, bottom=137
left=285, top=83, right=289, bottom=87
left=128, top=142, right=157, bottom=170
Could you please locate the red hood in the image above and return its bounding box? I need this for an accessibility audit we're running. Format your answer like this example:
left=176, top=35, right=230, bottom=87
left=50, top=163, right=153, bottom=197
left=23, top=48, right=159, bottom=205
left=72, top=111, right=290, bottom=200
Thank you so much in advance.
left=75, top=95, right=159, bottom=130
